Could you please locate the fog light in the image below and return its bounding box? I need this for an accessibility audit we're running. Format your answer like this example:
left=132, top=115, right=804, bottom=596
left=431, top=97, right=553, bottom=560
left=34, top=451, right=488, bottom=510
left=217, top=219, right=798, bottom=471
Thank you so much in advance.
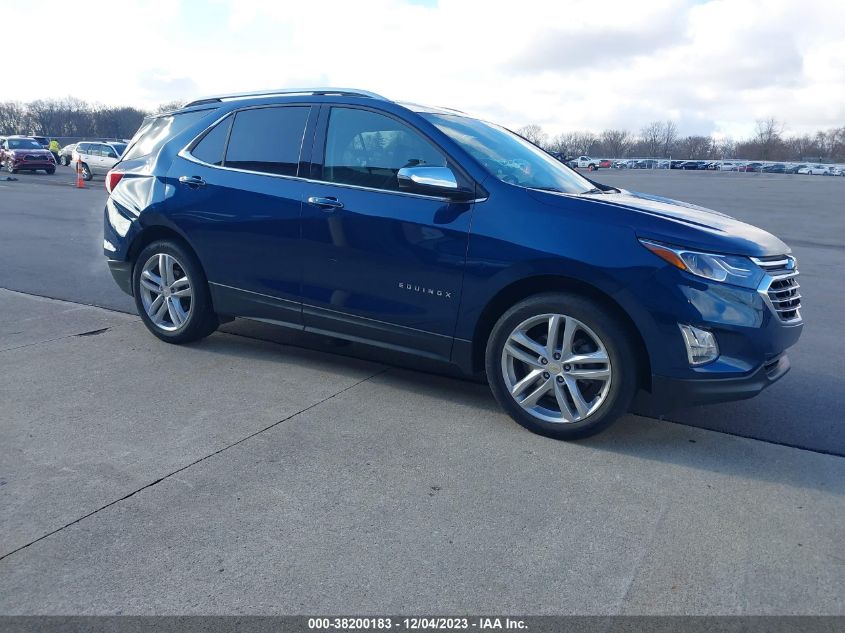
left=678, top=324, right=719, bottom=365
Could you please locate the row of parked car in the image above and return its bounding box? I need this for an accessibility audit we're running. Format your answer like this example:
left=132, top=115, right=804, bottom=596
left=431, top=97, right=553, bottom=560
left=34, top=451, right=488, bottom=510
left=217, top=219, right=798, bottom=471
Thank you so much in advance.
left=554, top=154, right=844, bottom=175
left=0, top=135, right=129, bottom=179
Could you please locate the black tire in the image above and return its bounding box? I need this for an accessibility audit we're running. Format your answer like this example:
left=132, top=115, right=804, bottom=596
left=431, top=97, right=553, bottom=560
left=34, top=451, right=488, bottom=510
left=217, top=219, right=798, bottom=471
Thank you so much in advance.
left=81, top=163, right=92, bottom=181
left=132, top=240, right=218, bottom=344
left=485, top=292, right=638, bottom=440
left=46, top=168, right=55, bottom=175
left=60, top=156, right=69, bottom=166
left=6, top=160, right=17, bottom=174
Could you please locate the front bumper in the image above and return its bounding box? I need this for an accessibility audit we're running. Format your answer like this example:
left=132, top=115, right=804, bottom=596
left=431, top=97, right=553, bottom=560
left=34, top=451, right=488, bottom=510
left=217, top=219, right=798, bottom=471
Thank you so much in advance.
left=634, top=352, right=791, bottom=416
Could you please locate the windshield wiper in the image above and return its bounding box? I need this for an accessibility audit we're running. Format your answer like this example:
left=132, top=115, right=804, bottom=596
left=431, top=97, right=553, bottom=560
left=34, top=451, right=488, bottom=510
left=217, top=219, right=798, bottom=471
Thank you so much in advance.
left=532, top=186, right=565, bottom=193
left=583, top=187, right=604, bottom=195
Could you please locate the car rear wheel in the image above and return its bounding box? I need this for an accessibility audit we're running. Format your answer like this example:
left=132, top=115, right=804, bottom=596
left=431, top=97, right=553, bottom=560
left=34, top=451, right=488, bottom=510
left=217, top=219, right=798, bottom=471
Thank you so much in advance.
left=485, top=292, right=637, bottom=440
left=133, top=240, right=218, bottom=344
left=81, top=163, right=92, bottom=181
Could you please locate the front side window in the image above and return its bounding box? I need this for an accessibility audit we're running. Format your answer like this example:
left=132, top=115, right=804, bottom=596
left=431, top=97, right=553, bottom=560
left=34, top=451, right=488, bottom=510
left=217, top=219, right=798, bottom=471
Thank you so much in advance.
left=224, top=106, right=309, bottom=176
left=421, top=113, right=595, bottom=194
left=323, top=107, right=446, bottom=192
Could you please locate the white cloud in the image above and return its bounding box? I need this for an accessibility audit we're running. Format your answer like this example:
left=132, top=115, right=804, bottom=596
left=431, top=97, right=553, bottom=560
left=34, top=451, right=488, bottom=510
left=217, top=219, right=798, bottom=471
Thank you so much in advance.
left=3, top=0, right=843, bottom=138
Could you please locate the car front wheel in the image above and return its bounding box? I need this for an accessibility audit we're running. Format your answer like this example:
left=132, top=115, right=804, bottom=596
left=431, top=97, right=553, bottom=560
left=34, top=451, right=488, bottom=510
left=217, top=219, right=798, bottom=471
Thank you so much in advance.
left=133, top=240, right=219, bottom=344
left=486, top=292, right=637, bottom=440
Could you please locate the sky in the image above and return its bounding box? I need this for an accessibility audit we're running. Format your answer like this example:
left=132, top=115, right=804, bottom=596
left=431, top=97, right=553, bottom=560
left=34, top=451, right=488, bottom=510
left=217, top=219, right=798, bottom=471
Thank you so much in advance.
left=3, top=0, right=843, bottom=140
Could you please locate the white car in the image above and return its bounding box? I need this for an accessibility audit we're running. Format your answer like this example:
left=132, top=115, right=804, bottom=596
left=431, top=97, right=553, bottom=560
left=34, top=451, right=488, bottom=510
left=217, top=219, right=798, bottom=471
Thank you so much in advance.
left=571, top=155, right=601, bottom=170
left=797, top=164, right=829, bottom=175
left=72, top=141, right=128, bottom=181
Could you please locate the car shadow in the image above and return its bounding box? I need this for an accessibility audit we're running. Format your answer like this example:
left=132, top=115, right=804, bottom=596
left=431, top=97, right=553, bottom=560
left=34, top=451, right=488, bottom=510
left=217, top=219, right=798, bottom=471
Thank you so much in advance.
left=194, top=318, right=844, bottom=496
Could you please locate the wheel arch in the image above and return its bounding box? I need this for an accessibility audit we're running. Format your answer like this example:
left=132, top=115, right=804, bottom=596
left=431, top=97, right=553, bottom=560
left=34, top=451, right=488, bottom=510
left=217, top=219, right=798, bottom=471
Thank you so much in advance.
left=125, top=224, right=204, bottom=294
left=468, top=275, right=652, bottom=390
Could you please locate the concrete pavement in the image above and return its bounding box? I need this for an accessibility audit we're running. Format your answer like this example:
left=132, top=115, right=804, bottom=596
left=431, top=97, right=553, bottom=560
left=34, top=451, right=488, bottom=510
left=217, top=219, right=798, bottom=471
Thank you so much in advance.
left=1, top=289, right=843, bottom=614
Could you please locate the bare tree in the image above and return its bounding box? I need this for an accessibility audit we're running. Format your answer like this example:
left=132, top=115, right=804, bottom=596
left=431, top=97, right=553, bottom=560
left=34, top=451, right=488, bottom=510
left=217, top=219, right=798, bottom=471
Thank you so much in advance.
left=755, top=117, right=784, bottom=160
left=679, top=135, right=713, bottom=159
left=599, top=129, right=631, bottom=158
left=156, top=100, right=186, bottom=113
left=0, top=101, right=26, bottom=135
left=516, top=124, right=548, bottom=148
left=639, top=121, right=663, bottom=157
left=660, top=120, right=678, bottom=157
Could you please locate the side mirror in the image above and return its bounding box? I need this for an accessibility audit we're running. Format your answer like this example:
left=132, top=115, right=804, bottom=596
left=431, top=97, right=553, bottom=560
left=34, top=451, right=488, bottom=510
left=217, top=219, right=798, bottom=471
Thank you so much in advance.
left=397, top=166, right=472, bottom=199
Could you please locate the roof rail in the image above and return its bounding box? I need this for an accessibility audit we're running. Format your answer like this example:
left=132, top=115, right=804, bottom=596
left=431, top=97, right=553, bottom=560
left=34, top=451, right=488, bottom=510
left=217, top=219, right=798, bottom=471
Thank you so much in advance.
left=184, top=87, right=389, bottom=107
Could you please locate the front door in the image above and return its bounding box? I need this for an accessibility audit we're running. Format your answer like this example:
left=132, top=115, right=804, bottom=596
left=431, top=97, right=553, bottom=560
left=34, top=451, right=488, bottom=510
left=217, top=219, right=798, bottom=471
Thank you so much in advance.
left=300, top=105, right=474, bottom=361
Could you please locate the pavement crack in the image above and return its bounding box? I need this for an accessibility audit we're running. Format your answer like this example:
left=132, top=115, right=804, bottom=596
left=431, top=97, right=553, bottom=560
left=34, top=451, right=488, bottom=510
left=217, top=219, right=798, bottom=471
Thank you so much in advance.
left=75, top=327, right=110, bottom=337
left=0, top=366, right=389, bottom=564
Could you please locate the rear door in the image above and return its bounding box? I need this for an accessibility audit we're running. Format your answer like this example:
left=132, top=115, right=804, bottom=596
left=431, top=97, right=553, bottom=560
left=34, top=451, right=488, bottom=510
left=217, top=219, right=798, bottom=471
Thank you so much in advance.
left=166, top=104, right=317, bottom=324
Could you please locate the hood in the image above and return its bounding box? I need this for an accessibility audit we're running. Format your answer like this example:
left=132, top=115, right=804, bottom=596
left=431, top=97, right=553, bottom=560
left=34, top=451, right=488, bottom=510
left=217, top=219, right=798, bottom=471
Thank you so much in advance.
left=580, top=189, right=789, bottom=257
left=12, top=148, right=52, bottom=155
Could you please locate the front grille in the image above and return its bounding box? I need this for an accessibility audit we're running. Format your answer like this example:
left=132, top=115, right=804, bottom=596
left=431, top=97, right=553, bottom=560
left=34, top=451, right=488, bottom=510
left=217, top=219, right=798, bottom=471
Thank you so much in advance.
left=24, top=154, right=41, bottom=161
left=751, top=255, right=801, bottom=322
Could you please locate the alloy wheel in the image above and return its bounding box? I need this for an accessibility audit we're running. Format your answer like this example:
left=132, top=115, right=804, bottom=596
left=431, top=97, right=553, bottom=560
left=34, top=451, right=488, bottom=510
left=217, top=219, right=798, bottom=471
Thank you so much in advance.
left=138, top=253, right=193, bottom=332
left=501, top=313, right=612, bottom=423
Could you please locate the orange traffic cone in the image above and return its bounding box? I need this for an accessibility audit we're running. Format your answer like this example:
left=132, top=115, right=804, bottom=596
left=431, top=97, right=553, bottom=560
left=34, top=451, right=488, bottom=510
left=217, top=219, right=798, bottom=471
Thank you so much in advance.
left=75, top=157, right=85, bottom=188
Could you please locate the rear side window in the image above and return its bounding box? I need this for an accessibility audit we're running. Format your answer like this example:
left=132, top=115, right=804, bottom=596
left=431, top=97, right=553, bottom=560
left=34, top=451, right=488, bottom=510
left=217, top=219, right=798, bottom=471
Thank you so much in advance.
left=223, top=106, right=310, bottom=176
left=77, top=143, right=90, bottom=153
left=122, top=110, right=210, bottom=161
left=190, top=115, right=233, bottom=166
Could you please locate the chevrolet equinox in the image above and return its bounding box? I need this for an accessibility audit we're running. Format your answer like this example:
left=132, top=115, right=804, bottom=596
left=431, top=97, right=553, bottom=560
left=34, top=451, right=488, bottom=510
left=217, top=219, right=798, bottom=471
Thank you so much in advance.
left=103, top=88, right=803, bottom=439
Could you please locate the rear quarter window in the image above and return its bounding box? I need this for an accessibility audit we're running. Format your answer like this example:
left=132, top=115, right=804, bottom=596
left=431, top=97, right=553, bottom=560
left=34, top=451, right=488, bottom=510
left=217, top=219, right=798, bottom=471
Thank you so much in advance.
left=122, top=110, right=210, bottom=161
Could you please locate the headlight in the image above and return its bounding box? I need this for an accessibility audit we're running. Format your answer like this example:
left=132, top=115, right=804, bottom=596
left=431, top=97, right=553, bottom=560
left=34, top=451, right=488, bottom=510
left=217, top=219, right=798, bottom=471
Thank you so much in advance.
left=639, top=239, right=765, bottom=289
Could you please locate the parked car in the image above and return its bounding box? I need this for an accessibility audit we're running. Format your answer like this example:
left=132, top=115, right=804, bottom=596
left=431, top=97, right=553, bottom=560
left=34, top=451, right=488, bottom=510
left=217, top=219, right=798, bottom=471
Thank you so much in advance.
left=830, top=166, right=845, bottom=176
left=598, top=159, right=612, bottom=169
left=58, top=143, right=77, bottom=166
left=1, top=136, right=56, bottom=174
left=784, top=164, right=807, bottom=174
left=797, top=165, right=829, bottom=175
left=719, top=162, right=738, bottom=171
left=103, top=87, right=802, bottom=441
left=669, top=160, right=685, bottom=169
left=678, top=160, right=706, bottom=170
left=635, top=159, right=660, bottom=169
left=571, top=156, right=601, bottom=170
left=30, top=135, right=50, bottom=148
left=762, top=163, right=786, bottom=173
left=738, top=162, right=764, bottom=172
left=73, top=140, right=128, bottom=180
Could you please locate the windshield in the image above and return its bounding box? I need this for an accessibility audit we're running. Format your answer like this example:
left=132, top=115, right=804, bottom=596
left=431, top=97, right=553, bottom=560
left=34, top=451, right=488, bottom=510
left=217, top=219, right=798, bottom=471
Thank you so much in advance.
left=8, top=139, right=43, bottom=149
left=421, top=113, right=595, bottom=194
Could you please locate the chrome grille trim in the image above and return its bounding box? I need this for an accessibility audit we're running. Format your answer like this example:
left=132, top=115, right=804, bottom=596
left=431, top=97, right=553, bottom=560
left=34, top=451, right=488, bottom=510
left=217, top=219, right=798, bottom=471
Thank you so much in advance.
left=757, top=263, right=802, bottom=323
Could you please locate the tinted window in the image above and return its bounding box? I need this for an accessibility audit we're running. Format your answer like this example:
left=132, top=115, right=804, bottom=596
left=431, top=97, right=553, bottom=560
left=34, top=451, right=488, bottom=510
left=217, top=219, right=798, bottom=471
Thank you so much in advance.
left=89, top=144, right=104, bottom=156
left=224, top=106, right=309, bottom=176
left=77, top=143, right=90, bottom=153
left=111, top=143, right=126, bottom=156
left=324, top=108, right=446, bottom=191
left=123, top=110, right=209, bottom=161
left=190, top=115, right=233, bottom=166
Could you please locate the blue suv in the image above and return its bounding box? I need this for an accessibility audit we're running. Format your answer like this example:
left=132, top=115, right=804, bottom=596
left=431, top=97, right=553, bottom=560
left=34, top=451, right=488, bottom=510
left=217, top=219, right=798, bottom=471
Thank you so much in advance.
left=103, top=88, right=802, bottom=439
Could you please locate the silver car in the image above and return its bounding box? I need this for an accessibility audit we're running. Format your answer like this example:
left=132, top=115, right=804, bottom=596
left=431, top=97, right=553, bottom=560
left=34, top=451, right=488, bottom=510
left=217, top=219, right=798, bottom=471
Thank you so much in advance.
left=72, top=141, right=127, bottom=180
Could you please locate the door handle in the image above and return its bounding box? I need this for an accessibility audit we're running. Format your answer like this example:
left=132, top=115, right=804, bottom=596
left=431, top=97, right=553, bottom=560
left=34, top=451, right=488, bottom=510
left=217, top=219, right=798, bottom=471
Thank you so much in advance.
left=178, top=175, right=206, bottom=188
left=307, top=196, right=343, bottom=210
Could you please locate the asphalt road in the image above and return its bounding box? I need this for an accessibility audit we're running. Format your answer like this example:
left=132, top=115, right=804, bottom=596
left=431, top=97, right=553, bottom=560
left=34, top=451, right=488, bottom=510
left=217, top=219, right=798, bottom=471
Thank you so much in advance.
left=1, top=166, right=843, bottom=455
